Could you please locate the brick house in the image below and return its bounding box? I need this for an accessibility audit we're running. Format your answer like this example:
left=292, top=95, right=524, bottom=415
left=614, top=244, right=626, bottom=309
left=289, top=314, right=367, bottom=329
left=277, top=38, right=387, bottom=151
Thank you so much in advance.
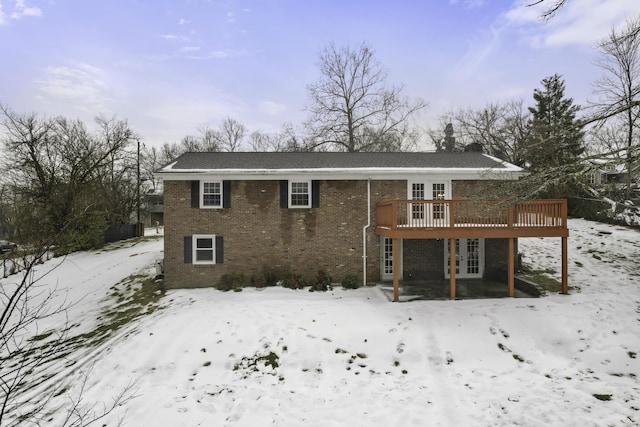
left=156, top=151, right=568, bottom=300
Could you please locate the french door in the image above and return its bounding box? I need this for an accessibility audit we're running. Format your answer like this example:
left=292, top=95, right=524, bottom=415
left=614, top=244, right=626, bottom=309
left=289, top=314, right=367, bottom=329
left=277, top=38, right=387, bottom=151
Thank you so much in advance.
left=409, top=182, right=449, bottom=226
left=381, top=237, right=402, bottom=281
left=445, top=238, right=484, bottom=279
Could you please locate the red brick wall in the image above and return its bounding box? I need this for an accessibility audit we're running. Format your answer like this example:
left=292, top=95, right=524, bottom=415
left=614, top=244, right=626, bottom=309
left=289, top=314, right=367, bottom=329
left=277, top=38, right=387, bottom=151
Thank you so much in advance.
left=452, top=180, right=506, bottom=199
left=163, top=179, right=406, bottom=288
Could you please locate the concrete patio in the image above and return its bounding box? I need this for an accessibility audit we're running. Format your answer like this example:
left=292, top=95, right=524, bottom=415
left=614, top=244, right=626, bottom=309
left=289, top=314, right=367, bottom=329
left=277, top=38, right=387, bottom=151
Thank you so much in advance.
left=377, top=277, right=540, bottom=302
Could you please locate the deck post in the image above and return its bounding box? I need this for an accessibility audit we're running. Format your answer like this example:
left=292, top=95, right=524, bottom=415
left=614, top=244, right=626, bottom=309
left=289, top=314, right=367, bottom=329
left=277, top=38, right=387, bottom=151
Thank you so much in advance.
left=393, top=238, right=399, bottom=302
left=508, top=238, right=515, bottom=297
left=449, top=238, right=456, bottom=300
left=561, top=236, right=568, bottom=294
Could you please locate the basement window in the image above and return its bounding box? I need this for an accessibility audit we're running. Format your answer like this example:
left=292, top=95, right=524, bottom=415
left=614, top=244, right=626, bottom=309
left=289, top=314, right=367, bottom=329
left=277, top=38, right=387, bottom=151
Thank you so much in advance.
left=193, top=234, right=216, bottom=264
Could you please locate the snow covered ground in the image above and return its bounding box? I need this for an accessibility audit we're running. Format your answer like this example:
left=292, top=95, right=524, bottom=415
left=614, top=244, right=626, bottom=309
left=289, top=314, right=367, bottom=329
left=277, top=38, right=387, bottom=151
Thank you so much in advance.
left=3, top=220, right=639, bottom=426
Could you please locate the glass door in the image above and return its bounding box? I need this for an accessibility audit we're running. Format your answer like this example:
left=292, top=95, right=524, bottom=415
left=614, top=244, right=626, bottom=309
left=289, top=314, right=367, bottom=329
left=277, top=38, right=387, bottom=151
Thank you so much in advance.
left=381, top=237, right=402, bottom=281
left=445, top=238, right=484, bottom=279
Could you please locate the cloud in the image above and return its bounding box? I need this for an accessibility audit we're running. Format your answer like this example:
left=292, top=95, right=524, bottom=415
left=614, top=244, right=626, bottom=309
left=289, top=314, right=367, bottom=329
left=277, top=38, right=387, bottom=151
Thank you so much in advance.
left=0, top=4, right=6, bottom=25
left=178, top=18, right=187, bottom=25
left=505, top=0, right=639, bottom=48
left=180, top=46, right=201, bottom=53
left=208, top=48, right=247, bottom=59
left=454, top=25, right=501, bottom=78
left=259, top=101, right=287, bottom=116
left=11, top=0, right=41, bottom=20
left=35, top=62, right=114, bottom=114
left=449, top=0, right=486, bottom=9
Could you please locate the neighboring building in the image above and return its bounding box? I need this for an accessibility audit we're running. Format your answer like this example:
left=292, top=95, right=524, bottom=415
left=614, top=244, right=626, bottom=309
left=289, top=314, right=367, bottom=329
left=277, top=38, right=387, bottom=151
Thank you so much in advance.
left=143, top=192, right=164, bottom=227
left=585, top=159, right=626, bottom=186
left=156, top=151, right=568, bottom=300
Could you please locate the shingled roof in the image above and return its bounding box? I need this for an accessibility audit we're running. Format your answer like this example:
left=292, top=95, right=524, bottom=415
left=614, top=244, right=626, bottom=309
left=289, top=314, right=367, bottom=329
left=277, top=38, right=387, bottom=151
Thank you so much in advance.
left=159, top=151, right=518, bottom=172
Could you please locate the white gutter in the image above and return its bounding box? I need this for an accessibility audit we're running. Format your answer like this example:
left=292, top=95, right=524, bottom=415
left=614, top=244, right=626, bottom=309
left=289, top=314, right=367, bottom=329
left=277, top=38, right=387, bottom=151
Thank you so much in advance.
left=362, top=178, right=371, bottom=287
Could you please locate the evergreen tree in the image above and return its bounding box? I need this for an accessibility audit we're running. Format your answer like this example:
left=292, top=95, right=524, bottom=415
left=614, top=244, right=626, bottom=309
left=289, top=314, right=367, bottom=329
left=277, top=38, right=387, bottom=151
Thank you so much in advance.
left=525, top=74, right=584, bottom=174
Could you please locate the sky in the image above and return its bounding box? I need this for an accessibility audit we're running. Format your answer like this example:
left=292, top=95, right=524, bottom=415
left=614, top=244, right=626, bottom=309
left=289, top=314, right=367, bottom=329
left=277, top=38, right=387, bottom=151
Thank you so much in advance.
left=0, top=0, right=638, bottom=150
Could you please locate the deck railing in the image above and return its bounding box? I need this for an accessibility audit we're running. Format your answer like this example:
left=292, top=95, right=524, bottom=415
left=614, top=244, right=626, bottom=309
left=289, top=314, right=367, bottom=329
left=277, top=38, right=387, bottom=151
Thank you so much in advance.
left=376, top=199, right=567, bottom=232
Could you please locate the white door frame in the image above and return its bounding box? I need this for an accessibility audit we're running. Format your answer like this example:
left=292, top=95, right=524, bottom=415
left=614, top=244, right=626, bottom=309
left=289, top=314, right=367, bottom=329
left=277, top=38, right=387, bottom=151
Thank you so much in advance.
left=408, top=181, right=451, bottom=227
left=381, top=236, right=402, bottom=281
left=444, top=238, right=485, bottom=279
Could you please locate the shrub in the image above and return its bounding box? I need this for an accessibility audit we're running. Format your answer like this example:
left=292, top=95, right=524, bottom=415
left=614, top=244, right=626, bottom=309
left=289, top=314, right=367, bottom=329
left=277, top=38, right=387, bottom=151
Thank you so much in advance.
left=341, top=274, right=359, bottom=289
left=263, top=271, right=278, bottom=287
left=281, top=273, right=306, bottom=289
left=252, top=271, right=279, bottom=288
left=251, top=275, right=266, bottom=288
left=309, top=270, right=332, bottom=292
left=216, top=273, right=245, bottom=291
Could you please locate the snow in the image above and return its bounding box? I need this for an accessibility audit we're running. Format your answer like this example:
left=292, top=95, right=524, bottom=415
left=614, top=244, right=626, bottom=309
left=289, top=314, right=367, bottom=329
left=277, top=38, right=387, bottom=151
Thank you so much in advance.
left=3, top=221, right=639, bottom=426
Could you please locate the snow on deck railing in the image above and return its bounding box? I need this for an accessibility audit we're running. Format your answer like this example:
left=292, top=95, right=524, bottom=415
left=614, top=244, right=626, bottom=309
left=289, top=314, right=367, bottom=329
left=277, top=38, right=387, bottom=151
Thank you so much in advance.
left=376, top=199, right=567, bottom=230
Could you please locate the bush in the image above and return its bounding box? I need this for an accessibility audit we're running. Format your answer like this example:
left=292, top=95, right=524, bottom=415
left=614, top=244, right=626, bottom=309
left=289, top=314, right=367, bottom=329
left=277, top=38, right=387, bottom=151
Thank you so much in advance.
left=281, top=273, right=306, bottom=289
left=251, top=271, right=280, bottom=288
left=309, top=270, right=332, bottom=292
left=251, top=275, right=266, bottom=288
left=216, top=273, right=245, bottom=291
left=341, top=274, right=359, bottom=289
left=263, top=272, right=278, bottom=287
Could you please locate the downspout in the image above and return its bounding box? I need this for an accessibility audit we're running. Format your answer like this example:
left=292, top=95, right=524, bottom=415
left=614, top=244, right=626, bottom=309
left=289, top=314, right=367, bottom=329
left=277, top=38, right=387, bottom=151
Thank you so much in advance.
left=362, top=178, right=371, bottom=287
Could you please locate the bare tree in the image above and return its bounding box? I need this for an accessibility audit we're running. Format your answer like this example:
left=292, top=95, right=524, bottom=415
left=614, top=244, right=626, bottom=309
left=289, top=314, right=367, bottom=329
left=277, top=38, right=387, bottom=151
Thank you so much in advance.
left=198, top=127, right=221, bottom=152
left=249, top=131, right=284, bottom=152
left=527, top=0, right=569, bottom=21
left=304, top=41, right=426, bottom=152
left=0, top=106, right=135, bottom=251
left=593, top=15, right=640, bottom=196
left=217, top=117, right=246, bottom=152
left=0, top=230, right=134, bottom=426
left=431, top=100, right=531, bottom=165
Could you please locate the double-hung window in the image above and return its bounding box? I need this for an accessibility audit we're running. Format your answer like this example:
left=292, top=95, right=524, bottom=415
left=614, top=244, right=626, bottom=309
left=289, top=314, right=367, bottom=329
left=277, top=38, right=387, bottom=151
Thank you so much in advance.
left=290, top=181, right=311, bottom=208
left=192, top=234, right=216, bottom=264
left=202, top=181, right=222, bottom=208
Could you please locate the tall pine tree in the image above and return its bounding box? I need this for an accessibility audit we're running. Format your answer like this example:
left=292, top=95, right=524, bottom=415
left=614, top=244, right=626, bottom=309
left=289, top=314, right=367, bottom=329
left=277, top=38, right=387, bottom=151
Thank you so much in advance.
left=525, top=74, right=584, bottom=174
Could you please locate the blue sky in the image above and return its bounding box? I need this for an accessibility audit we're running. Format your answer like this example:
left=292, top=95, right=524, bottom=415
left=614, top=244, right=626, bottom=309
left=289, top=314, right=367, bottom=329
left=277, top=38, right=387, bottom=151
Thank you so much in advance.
left=0, top=0, right=637, bottom=149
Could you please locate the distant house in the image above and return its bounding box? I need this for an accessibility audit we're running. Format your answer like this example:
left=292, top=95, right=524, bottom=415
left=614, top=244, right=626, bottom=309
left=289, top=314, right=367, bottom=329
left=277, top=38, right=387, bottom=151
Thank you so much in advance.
left=143, top=192, right=164, bottom=226
left=155, top=152, right=568, bottom=301
left=585, top=159, right=626, bottom=186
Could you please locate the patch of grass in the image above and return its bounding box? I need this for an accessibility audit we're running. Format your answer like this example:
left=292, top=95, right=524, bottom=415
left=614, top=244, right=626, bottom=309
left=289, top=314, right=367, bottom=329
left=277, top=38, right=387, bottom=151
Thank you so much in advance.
left=28, top=331, right=55, bottom=342
left=593, top=393, right=612, bottom=401
left=233, top=351, right=280, bottom=379
left=67, top=274, right=165, bottom=349
left=520, top=272, right=563, bottom=294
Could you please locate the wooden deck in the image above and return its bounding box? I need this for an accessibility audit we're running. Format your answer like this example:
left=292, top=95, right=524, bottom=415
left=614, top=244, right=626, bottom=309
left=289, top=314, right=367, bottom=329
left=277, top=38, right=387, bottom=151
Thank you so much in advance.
left=374, top=199, right=569, bottom=301
left=375, top=199, right=568, bottom=239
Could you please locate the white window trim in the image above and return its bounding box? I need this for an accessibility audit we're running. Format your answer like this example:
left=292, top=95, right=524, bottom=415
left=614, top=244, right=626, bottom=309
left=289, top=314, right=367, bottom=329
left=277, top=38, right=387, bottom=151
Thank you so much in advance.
left=289, top=180, right=312, bottom=208
left=200, top=180, right=223, bottom=209
left=192, top=234, right=216, bottom=265
left=407, top=181, right=451, bottom=200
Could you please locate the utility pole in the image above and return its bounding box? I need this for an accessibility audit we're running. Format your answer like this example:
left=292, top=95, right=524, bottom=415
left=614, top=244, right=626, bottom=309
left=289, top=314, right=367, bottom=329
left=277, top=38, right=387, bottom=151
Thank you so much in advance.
left=137, top=137, right=142, bottom=237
